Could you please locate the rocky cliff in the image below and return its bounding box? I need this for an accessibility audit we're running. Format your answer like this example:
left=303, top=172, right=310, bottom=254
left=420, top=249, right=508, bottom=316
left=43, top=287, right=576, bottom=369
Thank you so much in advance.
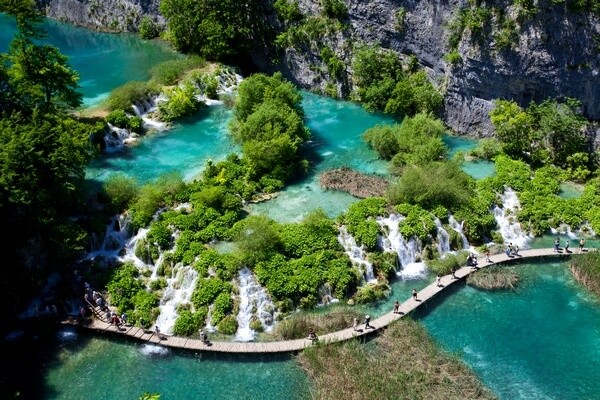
left=37, top=0, right=163, bottom=32
left=36, top=0, right=600, bottom=136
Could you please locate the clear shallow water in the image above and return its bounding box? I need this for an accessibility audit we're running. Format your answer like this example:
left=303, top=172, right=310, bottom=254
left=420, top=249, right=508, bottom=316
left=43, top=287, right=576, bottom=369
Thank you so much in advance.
left=247, top=92, right=394, bottom=222
left=559, top=182, right=583, bottom=199
left=41, top=331, right=310, bottom=400
left=85, top=106, right=236, bottom=185
left=417, top=259, right=600, bottom=400
left=0, top=14, right=179, bottom=106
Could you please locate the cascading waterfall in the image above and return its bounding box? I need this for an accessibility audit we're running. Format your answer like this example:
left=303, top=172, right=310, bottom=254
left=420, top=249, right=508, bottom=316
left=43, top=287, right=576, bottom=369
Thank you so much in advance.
left=85, top=214, right=131, bottom=262
left=337, top=226, right=377, bottom=283
left=155, top=264, right=199, bottom=334
left=493, top=187, right=532, bottom=248
left=317, top=282, right=338, bottom=306
left=551, top=224, right=579, bottom=239
left=377, top=215, right=427, bottom=280
left=435, top=218, right=451, bottom=256
left=131, top=95, right=168, bottom=131
left=448, top=215, right=471, bottom=251
left=234, top=267, right=276, bottom=342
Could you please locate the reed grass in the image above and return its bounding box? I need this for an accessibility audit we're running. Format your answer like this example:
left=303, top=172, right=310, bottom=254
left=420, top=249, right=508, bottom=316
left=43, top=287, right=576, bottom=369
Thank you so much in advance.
left=298, top=318, right=495, bottom=400
left=274, top=308, right=364, bottom=340
left=466, top=266, right=519, bottom=290
left=571, top=252, right=600, bottom=295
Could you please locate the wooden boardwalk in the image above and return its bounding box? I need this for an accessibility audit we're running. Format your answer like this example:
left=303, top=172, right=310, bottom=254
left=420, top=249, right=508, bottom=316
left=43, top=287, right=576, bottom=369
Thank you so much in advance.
left=79, top=247, right=577, bottom=354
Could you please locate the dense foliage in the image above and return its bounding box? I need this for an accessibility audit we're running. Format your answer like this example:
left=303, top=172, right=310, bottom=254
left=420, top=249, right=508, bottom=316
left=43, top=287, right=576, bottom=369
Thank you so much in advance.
left=351, top=45, right=443, bottom=117
left=0, top=1, right=103, bottom=315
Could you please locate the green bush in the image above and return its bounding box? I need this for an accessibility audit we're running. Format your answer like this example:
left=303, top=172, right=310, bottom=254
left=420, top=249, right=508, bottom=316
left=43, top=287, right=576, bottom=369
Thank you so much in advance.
left=352, top=283, right=390, bottom=304
left=443, top=50, right=462, bottom=66
left=158, top=82, right=204, bottom=121
left=387, top=162, right=474, bottom=211
left=321, top=0, right=348, bottom=19
left=217, top=315, right=238, bottom=335
left=128, top=116, right=144, bottom=133
left=211, top=291, right=233, bottom=325
left=138, top=16, right=161, bottom=40
left=103, top=173, right=139, bottom=213
left=106, top=109, right=130, bottom=128
left=173, top=307, right=208, bottom=336
left=426, top=252, right=468, bottom=275
left=192, top=277, right=230, bottom=308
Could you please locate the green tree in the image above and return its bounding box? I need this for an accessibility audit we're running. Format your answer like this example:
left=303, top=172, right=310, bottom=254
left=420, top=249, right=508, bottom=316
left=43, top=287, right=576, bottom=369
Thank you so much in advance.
left=490, top=99, right=534, bottom=158
left=159, top=0, right=265, bottom=60
left=234, top=215, right=281, bottom=265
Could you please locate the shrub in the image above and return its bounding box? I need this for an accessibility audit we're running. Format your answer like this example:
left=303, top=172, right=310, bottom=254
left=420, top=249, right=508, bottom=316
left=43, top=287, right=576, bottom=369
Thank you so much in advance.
left=211, top=291, right=233, bottom=325
left=217, top=315, right=238, bottom=335
left=138, top=16, right=161, bottom=39
left=173, top=307, right=208, bottom=336
left=103, top=173, right=139, bottom=213
left=106, top=109, right=130, bottom=128
left=158, top=82, right=204, bottom=121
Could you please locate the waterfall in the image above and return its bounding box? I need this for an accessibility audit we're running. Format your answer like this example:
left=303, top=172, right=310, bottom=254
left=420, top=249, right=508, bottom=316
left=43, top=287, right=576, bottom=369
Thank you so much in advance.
left=131, top=95, right=168, bottom=131
left=493, top=188, right=531, bottom=248
left=337, top=226, right=377, bottom=283
left=234, top=267, right=276, bottom=342
left=551, top=224, right=579, bottom=239
left=103, top=124, right=131, bottom=153
left=376, top=215, right=427, bottom=280
left=317, top=282, right=339, bottom=306
left=448, top=215, right=471, bottom=250
left=435, top=218, right=451, bottom=256
left=85, top=214, right=131, bottom=262
left=155, top=264, right=199, bottom=334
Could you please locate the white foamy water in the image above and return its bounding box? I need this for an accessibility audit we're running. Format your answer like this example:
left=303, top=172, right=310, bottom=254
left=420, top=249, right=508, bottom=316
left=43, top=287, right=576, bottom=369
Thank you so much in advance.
left=493, top=188, right=532, bottom=248
left=338, top=226, right=377, bottom=283
left=155, top=265, right=199, bottom=334
left=235, top=267, right=276, bottom=342
left=377, top=214, right=427, bottom=280
left=449, top=215, right=472, bottom=251
left=435, top=218, right=451, bottom=256
left=139, top=344, right=170, bottom=356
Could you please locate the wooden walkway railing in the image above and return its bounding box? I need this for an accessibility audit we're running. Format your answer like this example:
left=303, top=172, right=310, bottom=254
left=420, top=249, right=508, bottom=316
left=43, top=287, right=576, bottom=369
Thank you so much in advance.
left=74, top=247, right=578, bottom=353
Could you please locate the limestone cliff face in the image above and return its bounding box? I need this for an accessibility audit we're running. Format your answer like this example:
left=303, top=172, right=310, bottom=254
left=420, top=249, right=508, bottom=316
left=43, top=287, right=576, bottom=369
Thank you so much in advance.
left=277, top=0, right=600, bottom=136
left=37, top=0, right=162, bottom=32
left=37, top=0, right=600, bottom=136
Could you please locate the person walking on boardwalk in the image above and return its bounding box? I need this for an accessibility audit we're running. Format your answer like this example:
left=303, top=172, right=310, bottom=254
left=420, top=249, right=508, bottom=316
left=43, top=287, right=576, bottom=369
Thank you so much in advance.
left=565, top=239, right=570, bottom=253
left=308, top=329, right=319, bottom=344
left=364, top=315, right=373, bottom=329
left=352, top=317, right=359, bottom=331
left=412, top=288, right=418, bottom=301
left=436, top=274, right=442, bottom=287
left=485, top=249, right=491, bottom=263
left=579, top=238, right=586, bottom=253
left=393, top=300, right=400, bottom=314
left=554, top=237, right=560, bottom=252
left=451, top=266, right=457, bottom=279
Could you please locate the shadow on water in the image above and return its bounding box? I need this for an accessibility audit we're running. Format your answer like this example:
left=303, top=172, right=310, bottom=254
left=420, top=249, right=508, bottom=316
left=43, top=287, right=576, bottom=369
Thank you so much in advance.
left=0, top=321, right=89, bottom=399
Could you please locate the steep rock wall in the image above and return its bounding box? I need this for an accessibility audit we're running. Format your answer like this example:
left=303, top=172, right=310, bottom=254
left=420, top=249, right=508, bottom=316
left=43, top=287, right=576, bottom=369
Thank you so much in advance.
left=37, top=0, right=162, bottom=32
left=36, top=0, right=600, bottom=136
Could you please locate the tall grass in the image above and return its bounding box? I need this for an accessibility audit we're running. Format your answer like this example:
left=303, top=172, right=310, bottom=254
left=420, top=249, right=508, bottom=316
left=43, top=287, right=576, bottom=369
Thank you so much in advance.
left=274, top=308, right=363, bottom=340
left=105, top=81, right=159, bottom=111
left=571, top=252, right=600, bottom=295
left=150, top=56, right=206, bottom=86
left=298, top=318, right=495, bottom=400
left=466, top=266, right=519, bottom=290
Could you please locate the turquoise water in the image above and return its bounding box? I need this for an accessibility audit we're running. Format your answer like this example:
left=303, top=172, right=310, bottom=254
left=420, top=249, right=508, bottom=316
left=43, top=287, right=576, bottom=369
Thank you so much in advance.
left=559, top=182, right=584, bottom=199
left=417, top=259, right=600, bottom=399
left=46, top=334, right=309, bottom=400
left=3, top=328, right=310, bottom=399
left=85, top=106, right=236, bottom=185
left=0, top=14, right=179, bottom=106
left=462, top=160, right=495, bottom=180
left=247, top=92, right=394, bottom=222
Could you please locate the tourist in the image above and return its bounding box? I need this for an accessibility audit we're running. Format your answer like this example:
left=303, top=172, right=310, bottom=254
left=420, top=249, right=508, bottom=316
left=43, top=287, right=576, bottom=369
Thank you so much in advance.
left=121, top=312, right=127, bottom=326
left=467, top=253, right=478, bottom=268
left=485, top=249, right=491, bottom=263
left=565, top=239, right=570, bottom=253
left=79, top=306, right=86, bottom=322
left=393, top=300, right=400, bottom=314
left=199, top=329, right=209, bottom=344
left=554, top=237, right=560, bottom=252
left=412, top=288, right=418, bottom=301
left=308, top=329, right=319, bottom=344
left=364, top=315, right=373, bottom=329
left=506, top=243, right=513, bottom=257
left=436, top=274, right=442, bottom=287
left=579, top=238, right=586, bottom=253
left=451, top=266, right=457, bottom=279
left=352, top=317, right=358, bottom=331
